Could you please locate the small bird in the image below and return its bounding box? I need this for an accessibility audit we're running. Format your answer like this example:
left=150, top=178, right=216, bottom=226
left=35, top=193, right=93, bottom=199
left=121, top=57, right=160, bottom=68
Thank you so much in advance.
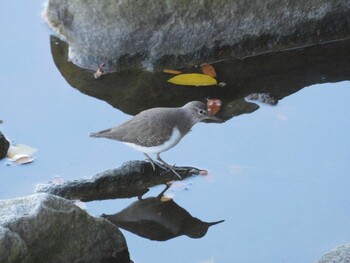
left=90, top=101, right=223, bottom=178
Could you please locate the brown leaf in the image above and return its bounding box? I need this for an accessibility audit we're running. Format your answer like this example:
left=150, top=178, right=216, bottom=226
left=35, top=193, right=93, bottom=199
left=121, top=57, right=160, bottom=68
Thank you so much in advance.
left=207, top=99, right=222, bottom=115
left=163, top=69, right=182, bottom=75
left=200, top=63, right=217, bottom=78
left=13, top=155, right=35, bottom=165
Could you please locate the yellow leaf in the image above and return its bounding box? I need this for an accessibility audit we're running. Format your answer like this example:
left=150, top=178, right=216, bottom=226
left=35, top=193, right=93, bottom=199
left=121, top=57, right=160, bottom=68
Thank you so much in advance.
left=167, top=73, right=217, bottom=86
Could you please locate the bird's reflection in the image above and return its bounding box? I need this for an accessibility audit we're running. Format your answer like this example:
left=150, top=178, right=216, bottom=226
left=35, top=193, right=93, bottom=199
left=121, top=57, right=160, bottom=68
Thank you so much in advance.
left=102, top=185, right=224, bottom=241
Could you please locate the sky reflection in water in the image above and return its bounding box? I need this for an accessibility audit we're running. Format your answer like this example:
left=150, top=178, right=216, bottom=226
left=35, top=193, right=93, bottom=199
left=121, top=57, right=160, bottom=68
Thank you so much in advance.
left=1, top=2, right=350, bottom=263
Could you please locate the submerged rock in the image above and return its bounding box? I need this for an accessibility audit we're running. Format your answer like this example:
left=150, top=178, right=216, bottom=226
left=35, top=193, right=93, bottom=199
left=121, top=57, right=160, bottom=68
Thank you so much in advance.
left=0, top=193, right=130, bottom=263
left=0, top=132, right=9, bottom=159
left=316, top=244, right=350, bottom=263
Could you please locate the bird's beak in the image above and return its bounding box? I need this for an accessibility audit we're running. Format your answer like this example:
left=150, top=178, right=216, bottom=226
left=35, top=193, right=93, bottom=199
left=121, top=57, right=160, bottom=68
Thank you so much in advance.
left=204, top=115, right=224, bottom=123
left=207, top=219, right=225, bottom=226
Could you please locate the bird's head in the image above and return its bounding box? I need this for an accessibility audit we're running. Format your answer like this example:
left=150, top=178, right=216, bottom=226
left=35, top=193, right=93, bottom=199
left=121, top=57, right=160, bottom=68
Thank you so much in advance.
left=182, top=101, right=223, bottom=124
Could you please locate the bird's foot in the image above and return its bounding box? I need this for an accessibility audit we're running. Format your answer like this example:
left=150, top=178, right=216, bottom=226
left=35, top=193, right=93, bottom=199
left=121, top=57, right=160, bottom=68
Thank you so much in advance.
left=168, top=166, right=182, bottom=179
left=156, top=154, right=182, bottom=179
left=143, top=153, right=157, bottom=171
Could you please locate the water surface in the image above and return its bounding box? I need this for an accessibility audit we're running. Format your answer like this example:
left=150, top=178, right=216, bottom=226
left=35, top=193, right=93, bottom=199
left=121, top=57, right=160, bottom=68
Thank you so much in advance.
left=1, top=2, right=350, bottom=263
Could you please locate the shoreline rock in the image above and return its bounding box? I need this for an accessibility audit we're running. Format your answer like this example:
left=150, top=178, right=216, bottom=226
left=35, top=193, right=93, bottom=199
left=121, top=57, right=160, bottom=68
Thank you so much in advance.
left=0, top=132, right=9, bottom=159
left=0, top=193, right=130, bottom=263
left=43, top=0, right=350, bottom=72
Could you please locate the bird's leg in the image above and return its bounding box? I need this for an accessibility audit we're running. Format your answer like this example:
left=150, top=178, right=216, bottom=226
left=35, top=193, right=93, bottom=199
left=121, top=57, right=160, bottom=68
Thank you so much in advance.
left=143, top=153, right=157, bottom=171
left=156, top=154, right=182, bottom=179
left=157, top=184, right=171, bottom=198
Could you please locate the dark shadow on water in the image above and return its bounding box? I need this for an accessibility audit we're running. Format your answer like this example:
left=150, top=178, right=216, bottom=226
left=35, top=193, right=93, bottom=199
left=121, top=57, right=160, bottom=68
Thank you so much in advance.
left=51, top=36, right=350, bottom=120
left=102, top=185, right=224, bottom=241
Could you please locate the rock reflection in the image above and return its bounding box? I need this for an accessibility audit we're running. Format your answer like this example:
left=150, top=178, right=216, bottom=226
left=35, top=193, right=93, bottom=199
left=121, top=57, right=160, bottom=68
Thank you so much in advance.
left=50, top=36, right=350, bottom=121
left=102, top=185, right=224, bottom=241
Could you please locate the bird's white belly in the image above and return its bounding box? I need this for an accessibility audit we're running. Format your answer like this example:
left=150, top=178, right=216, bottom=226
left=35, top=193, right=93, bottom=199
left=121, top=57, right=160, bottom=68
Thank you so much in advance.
left=123, top=127, right=182, bottom=154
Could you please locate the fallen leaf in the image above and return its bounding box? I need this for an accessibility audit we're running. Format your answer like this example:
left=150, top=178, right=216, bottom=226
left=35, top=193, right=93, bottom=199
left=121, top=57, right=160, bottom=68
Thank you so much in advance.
left=7, top=144, right=38, bottom=159
left=163, top=69, right=182, bottom=75
left=207, top=99, right=222, bottom=115
left=93, top=63, right=105, bottom=79
left=167, top=73, right=217, bottom=86
left=7, top=144, right=37, bottom=166
left=160, top=195, right=174, bottom=202
left=200, top=63, right=217, bottom=77
left=12, top=155, right=35, bottom=165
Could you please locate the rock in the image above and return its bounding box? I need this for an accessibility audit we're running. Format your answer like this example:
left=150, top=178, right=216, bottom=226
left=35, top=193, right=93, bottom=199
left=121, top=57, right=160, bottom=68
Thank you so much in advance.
left=0, top=132, right=9, bottom=159
left=316, top=244, right=350, bottom=263
left=43, top=0, right=350, bottom=72
left=0, top=193, right=130, bottom=263
left=0, top=226, right=27, bottom=263
left=36, top=160, right=202, bottom=201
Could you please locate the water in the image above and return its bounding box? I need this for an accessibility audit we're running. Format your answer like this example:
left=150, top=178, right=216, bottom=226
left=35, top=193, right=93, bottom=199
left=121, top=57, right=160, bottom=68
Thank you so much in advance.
left=1, top=2, right=350, bottom=263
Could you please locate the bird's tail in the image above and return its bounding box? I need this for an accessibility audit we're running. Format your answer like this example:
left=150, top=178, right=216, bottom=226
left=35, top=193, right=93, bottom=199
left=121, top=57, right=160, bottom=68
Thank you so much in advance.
left=89, top=128, right=112, bottom=138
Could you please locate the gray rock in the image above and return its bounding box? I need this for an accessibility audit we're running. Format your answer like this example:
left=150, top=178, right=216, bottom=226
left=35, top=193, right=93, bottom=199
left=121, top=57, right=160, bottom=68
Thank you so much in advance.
left=0, top=193, right=130, bottom=263
left=0, top=226, right=27, bottom=262
left=43, top=0, right=350, bottom=71
left=36, top=160, right=201, bottom=201
left=316, top=244, right=350, bottom=263
left=0, top=132, right=9, bottom=159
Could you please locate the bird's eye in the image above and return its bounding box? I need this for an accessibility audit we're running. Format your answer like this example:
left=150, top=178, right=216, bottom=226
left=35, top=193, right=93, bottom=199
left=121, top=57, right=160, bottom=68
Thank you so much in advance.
left=198, top=109, right=206, bottom=115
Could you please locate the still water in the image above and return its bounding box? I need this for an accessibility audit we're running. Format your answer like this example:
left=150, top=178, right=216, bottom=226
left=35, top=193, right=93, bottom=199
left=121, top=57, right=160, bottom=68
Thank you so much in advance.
left=1, top=2, right=350, bottom=263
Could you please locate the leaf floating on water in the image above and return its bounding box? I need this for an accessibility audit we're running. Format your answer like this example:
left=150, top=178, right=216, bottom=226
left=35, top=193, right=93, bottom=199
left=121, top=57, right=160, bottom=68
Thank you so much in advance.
left=13, top=155, right=35, bottom=165
left=7, top=144, right=37, bottom=165
left=7, top=144, right=38, bottom=159
left=163, top=69, right=182, bottom=75
left=207, top=99, right=222, bottom=115
left=6, top=154, right=35, bottom=165
left=200, top=63, right=217, bottom=77
left=167, top=73, right=217, bottom=86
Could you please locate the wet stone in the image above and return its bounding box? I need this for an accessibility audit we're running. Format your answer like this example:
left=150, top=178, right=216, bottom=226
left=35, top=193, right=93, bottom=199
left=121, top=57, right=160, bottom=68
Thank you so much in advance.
left=0, top=132, right=9, bottom=159
left=0, top=193, right=130, bottom=263
left=316, top=244, right=350, bottom=263
left=44, top=0, right=350, bottom=71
